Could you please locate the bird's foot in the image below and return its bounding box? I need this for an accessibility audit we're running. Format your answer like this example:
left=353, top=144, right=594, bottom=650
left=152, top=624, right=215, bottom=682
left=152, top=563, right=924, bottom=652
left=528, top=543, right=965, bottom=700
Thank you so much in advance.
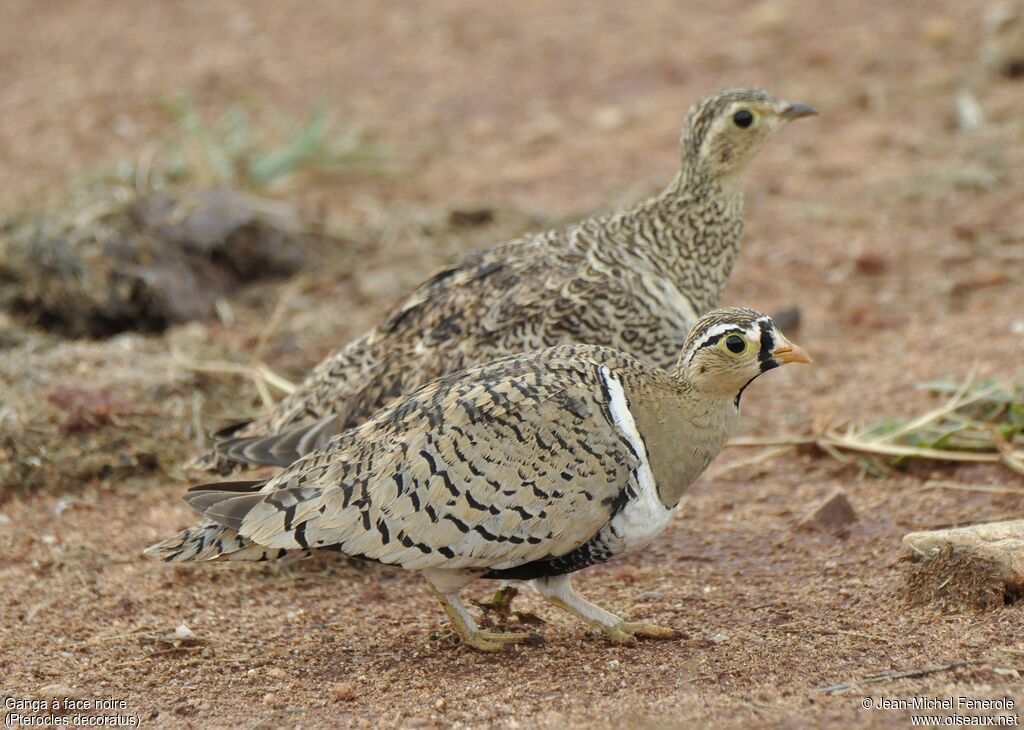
left=598, top=621, right=677, bottom=644
left=461, top=629, right=541, bottom=652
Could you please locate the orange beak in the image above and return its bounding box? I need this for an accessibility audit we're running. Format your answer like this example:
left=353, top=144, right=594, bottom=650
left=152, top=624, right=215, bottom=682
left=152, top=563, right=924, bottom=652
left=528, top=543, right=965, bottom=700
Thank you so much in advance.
left=772, top=342, right=813, bottom=365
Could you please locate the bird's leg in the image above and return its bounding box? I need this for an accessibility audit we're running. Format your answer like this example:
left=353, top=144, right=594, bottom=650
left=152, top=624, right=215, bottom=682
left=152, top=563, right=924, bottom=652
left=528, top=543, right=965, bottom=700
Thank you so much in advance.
left=530, top=574, right=676, bottom=644
left=422, top=571, right=537, bottom=652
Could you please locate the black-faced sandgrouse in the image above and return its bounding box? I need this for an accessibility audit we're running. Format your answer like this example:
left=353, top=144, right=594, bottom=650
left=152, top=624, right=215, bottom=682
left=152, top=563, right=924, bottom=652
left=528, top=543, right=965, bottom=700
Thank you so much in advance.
left=149, top=308, right=811, bottom=651
left=192, top=87, right=815, bottom=474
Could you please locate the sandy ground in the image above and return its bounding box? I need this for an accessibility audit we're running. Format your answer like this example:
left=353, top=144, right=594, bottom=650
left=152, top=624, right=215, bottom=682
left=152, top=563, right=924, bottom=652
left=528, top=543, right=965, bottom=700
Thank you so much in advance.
left=2, top=1, right=1024, bottom=728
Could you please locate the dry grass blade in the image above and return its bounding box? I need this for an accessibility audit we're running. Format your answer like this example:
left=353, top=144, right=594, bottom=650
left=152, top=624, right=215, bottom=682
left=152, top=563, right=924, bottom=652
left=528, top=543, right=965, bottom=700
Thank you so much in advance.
left=918, top=481, right=1024, bottom=495
left=725, top=374, right=1024, bottom=478
left=170, top=347, right=297, bottom=402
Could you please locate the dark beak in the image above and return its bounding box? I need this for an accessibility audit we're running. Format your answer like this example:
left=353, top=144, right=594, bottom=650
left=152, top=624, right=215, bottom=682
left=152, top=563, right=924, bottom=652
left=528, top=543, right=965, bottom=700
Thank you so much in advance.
left=782, top=102, right=817, bottom=120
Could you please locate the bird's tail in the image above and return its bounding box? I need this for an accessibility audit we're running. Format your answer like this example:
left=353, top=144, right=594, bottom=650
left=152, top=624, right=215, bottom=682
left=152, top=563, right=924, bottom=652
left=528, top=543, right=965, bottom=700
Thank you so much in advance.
left=144, top=479, right=317, bottom=563
left=144, top=521, right=315, bottom=562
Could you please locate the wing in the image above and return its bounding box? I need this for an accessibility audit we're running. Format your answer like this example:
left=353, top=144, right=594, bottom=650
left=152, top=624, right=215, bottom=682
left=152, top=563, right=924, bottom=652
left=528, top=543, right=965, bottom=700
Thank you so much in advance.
left=194, top=231, right=600, bottom=471
left=188, top=346, right=644, bottom=573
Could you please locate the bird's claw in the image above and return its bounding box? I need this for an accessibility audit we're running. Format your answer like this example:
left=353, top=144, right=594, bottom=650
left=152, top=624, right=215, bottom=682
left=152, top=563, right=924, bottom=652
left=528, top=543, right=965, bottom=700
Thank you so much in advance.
left=463, top=629, right=542, bottom=652
left=599, top=621, right=677, bottom=644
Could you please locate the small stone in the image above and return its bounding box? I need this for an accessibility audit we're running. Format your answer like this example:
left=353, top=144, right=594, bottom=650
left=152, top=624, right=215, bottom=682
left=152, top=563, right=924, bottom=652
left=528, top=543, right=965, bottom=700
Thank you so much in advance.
left=39, top=684, right=77, bottom=699
left=921, top=16, right=956, bottom=46
left=267, top=667, right=286, bottom=679
left=633, top=590, right=664, bottom=602
left=262, top=693, right=275, bottom=706
left=592, top=106, right=628, bottom=131
left=434, top=698, right=447, bottom=712
left=608, top=659, right=621, bottom=670
left=174, top=623, right=196, bottom=640
left=711, top=633, right=729, bottom=643
left=332, top=683, right=356, bottom=702
left=798, top=489, right=857, bottom=533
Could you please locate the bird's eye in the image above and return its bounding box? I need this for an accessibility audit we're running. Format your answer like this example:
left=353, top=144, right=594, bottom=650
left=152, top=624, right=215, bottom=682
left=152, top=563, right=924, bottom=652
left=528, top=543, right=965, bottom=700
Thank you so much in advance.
left=732, top=109, right=755, bottom=129
left=720, top=333, right=753, bottom=358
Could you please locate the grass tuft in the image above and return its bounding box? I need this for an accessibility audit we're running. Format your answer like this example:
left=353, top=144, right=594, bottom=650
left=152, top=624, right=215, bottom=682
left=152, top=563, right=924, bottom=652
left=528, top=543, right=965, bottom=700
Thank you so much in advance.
left=119, top=97, right=396, bottom=192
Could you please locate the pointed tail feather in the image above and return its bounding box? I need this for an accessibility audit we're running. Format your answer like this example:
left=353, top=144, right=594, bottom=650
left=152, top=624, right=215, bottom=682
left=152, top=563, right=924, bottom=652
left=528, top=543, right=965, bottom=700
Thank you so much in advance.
left=143, top=520, right=315, bottom=563
left=218, top=415, right=340, bottom=467
left=146, top=479, right=304, bottom=562
left=186, top=415, right=340, bottom=473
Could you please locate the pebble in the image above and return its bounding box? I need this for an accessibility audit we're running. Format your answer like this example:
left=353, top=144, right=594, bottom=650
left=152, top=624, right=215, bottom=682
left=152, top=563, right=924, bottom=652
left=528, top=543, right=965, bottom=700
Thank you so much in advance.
left=332, top=683, right=356, bottom=702
left=633, top=591, right=664, bottom=602
left=798, top=489, right=857, bottom=532
left=608, top=659, right=621, bottom=670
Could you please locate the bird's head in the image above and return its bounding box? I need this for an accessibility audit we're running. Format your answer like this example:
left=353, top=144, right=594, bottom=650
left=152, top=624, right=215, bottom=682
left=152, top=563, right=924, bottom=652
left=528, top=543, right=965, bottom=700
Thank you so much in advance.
left=679, top=87, right=816, bottom=185
left=678, top=307, right=811, bottom=405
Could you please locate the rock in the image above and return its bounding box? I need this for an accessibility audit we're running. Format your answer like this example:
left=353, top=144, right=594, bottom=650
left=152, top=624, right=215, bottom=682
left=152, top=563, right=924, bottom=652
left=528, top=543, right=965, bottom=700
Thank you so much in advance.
left=921, top=16, right=956, bottom=46
left=633, top=590, right=664, bottom=602
left=770, top=307, right=801, bottom=332
left=981, top=3, right=1024, bottom=78
left=798, top=489, right=857, bottom=533
left=903, top=520, right=1024, bottom=610
left=0, top=186, right=309, bottom=338
left=904, top=520, right=1024, bottom=578
left=331, top=683, right=356, bottom=702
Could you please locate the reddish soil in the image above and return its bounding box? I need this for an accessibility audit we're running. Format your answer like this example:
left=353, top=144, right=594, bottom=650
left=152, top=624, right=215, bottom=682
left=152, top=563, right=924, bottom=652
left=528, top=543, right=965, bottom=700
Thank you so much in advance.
left=2, top=1, right=1023, bottom=728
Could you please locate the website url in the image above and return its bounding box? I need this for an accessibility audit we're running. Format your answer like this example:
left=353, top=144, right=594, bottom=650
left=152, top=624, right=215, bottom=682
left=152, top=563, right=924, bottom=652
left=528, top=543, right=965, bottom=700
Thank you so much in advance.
left=910, top=716, right=1020, bottom=727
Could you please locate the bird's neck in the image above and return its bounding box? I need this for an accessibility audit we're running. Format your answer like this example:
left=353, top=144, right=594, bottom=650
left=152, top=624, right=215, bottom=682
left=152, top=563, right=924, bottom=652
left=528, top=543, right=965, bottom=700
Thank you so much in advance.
left=623, top=371, right=739, bottom=510
left=590, top=167, right=745, bottom=314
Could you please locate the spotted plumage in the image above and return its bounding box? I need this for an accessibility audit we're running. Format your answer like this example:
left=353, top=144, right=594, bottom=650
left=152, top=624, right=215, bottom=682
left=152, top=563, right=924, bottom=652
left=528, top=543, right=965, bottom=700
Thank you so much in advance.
left=149, top=308, right=811, bottom=651
left=192, top=87, right=815, bottom=474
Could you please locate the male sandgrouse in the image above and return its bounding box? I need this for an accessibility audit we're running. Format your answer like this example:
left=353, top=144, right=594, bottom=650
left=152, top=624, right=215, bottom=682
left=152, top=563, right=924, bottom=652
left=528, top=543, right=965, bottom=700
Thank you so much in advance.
left=149, top=308, right=811, bottom=651
left=193, top=87, right=815, bottom=473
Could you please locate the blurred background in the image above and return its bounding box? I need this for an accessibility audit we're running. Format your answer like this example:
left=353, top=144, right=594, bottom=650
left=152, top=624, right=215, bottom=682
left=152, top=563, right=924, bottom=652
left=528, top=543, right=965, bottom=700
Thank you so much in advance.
left=1, top=2, right=1023, bottom=727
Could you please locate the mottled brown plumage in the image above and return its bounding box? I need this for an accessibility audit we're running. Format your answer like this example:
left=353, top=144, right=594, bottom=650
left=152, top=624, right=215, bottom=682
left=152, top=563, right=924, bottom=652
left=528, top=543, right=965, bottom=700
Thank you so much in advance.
left=149, top=308, right=810, bottom=651
left=193, top=87, right=815, bottom=473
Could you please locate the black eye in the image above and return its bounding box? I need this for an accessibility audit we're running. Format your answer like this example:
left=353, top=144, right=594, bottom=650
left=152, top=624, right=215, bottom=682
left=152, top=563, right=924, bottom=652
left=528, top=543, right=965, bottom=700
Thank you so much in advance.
left=726, top=335, right=746, bottom=353
left=733, top=110, right=754, bottom=128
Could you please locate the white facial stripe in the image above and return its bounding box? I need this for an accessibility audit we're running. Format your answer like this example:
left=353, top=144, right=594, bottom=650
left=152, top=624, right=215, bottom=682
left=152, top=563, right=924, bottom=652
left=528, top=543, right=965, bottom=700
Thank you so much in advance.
left=687, top=323, right=741, bottom=358
left=599, top=366, right=671, bottom=553
left=686, top=321, right=764, bottom=364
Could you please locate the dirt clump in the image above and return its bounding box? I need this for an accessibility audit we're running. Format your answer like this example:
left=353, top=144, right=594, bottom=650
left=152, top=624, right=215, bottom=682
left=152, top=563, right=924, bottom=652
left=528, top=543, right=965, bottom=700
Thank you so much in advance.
left=0, top=187, right=307, bottom=338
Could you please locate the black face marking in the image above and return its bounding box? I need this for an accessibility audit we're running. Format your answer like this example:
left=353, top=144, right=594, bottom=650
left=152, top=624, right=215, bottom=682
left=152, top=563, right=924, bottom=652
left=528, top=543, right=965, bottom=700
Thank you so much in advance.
left=734, top=320, right=778, bottom=407
left=697, top=327, right=744, bottom=353
left=757, top=319, right=778, bottom=373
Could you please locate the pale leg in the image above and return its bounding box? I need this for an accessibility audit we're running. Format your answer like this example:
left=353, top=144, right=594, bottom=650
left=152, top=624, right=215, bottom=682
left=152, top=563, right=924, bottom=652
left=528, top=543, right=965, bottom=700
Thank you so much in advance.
left=530, top=573, right=676, bottom=644
left=421, top=569, right=537, bottom=652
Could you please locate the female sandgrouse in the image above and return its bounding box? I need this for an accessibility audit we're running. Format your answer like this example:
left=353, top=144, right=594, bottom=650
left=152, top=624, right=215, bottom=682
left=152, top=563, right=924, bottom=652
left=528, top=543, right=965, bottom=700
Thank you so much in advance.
left=193, top=87, right=815, bottom=473
left=149, top=308, right=811, bottom=651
